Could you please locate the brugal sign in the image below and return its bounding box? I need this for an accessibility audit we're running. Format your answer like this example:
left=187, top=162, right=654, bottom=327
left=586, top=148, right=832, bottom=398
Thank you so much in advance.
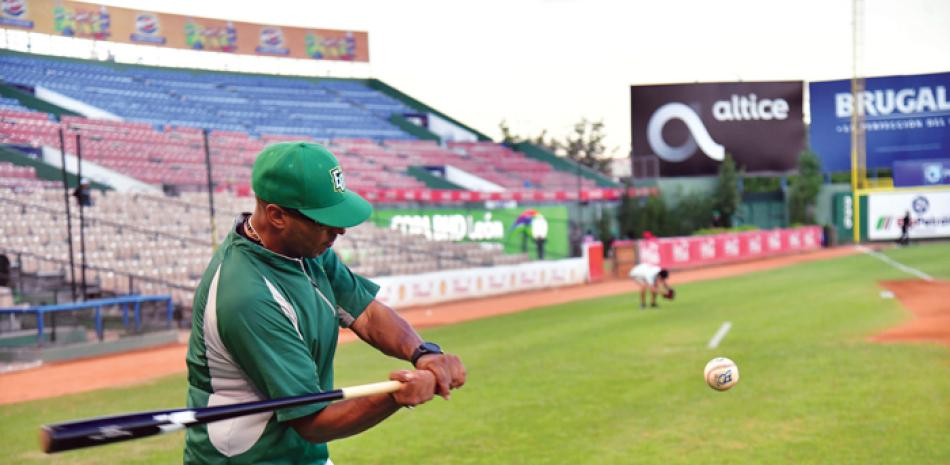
left=631, top=81, right=805, bottom=176
left=809, top=72, right=950, bottom=172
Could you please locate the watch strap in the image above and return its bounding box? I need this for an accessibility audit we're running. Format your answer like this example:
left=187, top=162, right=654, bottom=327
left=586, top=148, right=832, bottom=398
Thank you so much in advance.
left=411, top=342, right=442, bottom=365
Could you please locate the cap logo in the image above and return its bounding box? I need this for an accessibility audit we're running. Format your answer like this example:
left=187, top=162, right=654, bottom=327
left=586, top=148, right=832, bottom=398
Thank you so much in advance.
left=330, top=166, right=346, bottom=193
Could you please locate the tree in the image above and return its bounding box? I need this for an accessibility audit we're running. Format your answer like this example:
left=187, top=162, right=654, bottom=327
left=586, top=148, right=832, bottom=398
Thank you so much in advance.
left=498, top=120, right=558, bottom=152
left=671, top=191, right=716, bottom=234
left=498, top=118, right=616, bottom=175
left=499, top=119, right=519, bottom=145
left=596, top=210, right=613, bottom=257
left=639, top=194, right=670, bottom=237
left=561, top=118, right=614, bottom=174
left=787, top=150, right=823, bottom=224
left=714, top=154, right=740, bottom=227
left=618, top=180, right=637, bottom=238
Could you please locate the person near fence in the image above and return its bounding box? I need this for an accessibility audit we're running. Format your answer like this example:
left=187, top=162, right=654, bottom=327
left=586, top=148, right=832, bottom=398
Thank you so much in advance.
left=185, top=142, right=466, bottom=465
left=897, top=210, right=912, bottom=246
left=72, top=178, right=93, bottom=207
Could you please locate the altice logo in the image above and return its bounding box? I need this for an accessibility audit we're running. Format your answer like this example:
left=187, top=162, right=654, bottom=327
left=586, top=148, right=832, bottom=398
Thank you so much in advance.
left=647, top=93, right=789, bottom=163
left=647, top=103, right=724, bottom=162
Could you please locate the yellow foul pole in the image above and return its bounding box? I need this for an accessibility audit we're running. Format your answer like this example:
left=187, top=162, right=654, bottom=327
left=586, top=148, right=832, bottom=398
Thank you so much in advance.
left=850, top=0, right=866, bottom=243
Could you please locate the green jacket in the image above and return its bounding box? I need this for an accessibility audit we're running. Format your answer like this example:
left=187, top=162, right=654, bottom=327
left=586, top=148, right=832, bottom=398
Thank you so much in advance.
left=184, top=225, right=378, bottom=464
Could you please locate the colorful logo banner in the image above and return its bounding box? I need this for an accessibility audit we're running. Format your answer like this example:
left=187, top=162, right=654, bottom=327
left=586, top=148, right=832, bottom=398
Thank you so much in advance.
left=1, top=0, right=34, bottom=28
left=53, top=2, right=110, bottom=39
left=2, top=0, right=369, bottom=62
left=130, top=12, right=164, bottom=44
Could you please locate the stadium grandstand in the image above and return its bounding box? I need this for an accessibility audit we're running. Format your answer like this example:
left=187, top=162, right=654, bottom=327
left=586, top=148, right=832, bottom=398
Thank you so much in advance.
left=0, top=45, right=641, bottom=354
left=0, top=51, right=614, bottom=194
left=0, top=0, right=672, bottom=366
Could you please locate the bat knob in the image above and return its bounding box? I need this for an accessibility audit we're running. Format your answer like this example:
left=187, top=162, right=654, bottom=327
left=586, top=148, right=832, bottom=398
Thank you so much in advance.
left=39, top=426, right=53, bottom=454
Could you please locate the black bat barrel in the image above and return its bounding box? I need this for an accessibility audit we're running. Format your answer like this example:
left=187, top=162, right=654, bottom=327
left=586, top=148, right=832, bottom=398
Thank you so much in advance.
left=41, top=409, right=189, bottom=453
left=40, top=389, right=348, bottom=453
left=40, top=381, right=399, bottom=454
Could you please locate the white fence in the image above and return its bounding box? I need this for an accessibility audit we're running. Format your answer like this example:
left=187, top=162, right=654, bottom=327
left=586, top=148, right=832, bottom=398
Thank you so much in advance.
left=374, top=258, right=588, bottom=309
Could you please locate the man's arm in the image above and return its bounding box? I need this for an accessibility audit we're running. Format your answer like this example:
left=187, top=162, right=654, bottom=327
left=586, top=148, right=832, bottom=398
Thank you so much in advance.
left=348, top=299, right=422, bottom=361
left=349, top=299, right=466, bottom=398
left=288, top=369, right=435, bottom=443
left=660, top=278, right=673, bottom=293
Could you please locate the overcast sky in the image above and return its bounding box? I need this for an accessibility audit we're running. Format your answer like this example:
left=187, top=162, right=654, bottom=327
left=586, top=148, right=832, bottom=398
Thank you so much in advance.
left=92, top=0, right=950, bottom=156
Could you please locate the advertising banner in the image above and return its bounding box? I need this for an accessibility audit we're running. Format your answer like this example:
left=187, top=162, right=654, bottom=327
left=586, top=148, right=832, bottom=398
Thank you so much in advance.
left=831, top=191, right=855, bottom=244
left=372, top=258, right=587, bottom=309
left=867, top=190, right=950, bottom=240
left=0, top=0, right=36, bottom=29
left=893, top=159, right=950, bottom=187
left=809, top=72, right=950, bottom=172
left=635, top=226, right=822, bottom=269
left=630, top=81, right=805, bottom=176
left=355, top=187, right=656, bottom=203
left=2, top=0, right=369, bottom=62
left=370, top=206, right=570, bottom=260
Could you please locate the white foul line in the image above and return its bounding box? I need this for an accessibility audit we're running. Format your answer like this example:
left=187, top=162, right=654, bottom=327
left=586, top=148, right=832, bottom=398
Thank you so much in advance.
left=855, top=246, right=934, bottom=282
left=708, top=322, right=732, bottom=349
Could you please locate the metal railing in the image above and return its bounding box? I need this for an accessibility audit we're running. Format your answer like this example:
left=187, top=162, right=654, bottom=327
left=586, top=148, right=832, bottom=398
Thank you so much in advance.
left=0, top=247, right=197, bottom=295
left=0, top=294, right=173, bottom=346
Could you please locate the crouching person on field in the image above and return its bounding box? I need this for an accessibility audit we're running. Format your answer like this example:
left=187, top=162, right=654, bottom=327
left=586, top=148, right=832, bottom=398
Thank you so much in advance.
left=629, top=263, right=674, bottom=309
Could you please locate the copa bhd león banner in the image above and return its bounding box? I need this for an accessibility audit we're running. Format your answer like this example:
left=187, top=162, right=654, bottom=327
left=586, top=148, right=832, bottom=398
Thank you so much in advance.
left=0, top=0, right=369, bottom=62
left=809, top=72, right=950, bottom=173
left=630, top=81, right=805, bottom=177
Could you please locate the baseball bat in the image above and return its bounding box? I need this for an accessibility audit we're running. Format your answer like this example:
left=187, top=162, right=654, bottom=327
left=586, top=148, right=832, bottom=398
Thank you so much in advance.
left=40, top=380, right=402, bottom=454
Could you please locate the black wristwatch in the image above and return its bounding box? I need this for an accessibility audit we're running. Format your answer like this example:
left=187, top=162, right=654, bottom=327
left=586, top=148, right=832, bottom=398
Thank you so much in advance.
left=410, top=342, right=443, bottom=366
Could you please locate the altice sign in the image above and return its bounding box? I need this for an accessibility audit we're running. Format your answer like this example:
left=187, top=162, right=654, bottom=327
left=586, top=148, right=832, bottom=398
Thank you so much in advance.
left=809, top=72, right=950, bottom=172
left=631, top=81, right=805, bottom=176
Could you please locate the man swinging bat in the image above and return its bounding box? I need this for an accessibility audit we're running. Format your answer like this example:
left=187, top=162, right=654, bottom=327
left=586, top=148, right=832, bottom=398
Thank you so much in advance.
left=41, top=144, right=468, bottom=462
left=182, top=142, right=466, bottom=464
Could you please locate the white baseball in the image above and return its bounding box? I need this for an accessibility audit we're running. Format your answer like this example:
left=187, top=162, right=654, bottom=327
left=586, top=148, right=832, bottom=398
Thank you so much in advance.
left=704, top=357, right=739, bottom=391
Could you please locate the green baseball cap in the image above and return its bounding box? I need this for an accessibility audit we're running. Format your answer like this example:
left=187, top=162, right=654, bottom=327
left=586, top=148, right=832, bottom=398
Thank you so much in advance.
left=251, top=142, right=372, bottom=228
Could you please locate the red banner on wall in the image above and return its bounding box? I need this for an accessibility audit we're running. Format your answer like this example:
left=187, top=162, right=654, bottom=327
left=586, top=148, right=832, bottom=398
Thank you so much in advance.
left=635, top=226, right=823, bottom=269
left=351, top=187, right=658, bottom=204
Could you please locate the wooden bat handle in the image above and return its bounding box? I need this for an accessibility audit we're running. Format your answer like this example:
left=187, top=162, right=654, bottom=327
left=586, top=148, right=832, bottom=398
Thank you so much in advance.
left=341, top=380, right=402, bottom=399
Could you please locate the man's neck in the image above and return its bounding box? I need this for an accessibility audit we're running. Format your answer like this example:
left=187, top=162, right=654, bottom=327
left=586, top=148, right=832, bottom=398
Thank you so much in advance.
left=246, top=214, right=302, bottom=259
left=245, top=214, right=264, bottom=244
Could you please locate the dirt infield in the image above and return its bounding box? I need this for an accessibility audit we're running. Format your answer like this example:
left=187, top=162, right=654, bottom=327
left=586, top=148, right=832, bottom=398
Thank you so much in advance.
left=871, top=280, right=950, bottom=346
left=0, top=246, right=913, bottom=405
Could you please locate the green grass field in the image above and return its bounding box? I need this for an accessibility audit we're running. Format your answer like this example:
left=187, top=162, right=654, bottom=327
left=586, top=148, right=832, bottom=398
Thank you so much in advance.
left=2, top=244, right=949, bottom=464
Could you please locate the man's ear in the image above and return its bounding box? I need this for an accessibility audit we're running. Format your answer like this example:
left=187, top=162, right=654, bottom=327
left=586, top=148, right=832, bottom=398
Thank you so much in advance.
left=265, top=204, right=290, bottom=230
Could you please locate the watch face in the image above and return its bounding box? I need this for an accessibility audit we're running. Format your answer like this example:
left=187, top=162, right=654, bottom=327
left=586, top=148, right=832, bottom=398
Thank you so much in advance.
left=412, top=342, right=443, bottom=365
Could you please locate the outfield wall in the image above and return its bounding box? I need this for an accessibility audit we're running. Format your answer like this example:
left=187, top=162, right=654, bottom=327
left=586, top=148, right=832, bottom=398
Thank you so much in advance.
left=373, top=258, right=587, bottom=308
left=636, top=226, right=823, bottom=270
